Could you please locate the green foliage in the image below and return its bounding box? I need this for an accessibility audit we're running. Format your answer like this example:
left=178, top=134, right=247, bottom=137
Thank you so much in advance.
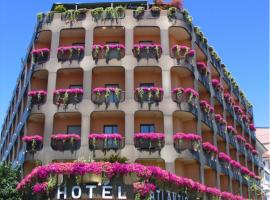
left=102, top=154, right=128, bottom=163
left=0, top=164, right=21, bottom=200
left=54, top=4, right=66, bottom=13
left=36, top=12, right=44, bottom=21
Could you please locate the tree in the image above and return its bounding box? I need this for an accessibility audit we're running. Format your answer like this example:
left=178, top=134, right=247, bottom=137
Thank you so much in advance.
left=0, top=164, right=21, bottom=200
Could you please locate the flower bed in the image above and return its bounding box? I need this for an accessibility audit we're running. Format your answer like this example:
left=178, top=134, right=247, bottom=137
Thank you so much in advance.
left=92, top=87, right=123, bottom=108
left=173, top=133, right=201, bottom=152
left=135, top=87, right=163, bottom=108
left=22, top=135, right=43, bottom=153
left=53, top=88, right=83, bottom=109
left=28, top=90, right=47, bottom=108
left=202, top=142, right=218, bottom=159
left=92, top=44, right=125, bottom=63
left=51, top=134, right=80, bottom=152
left=171, top=45, right=195, bottom=64
left=16, top=161, right=250, bottom=199
left=218, top=152, right=231, bottom=168
left=57, top=45, right=84, bottom=62
left=172, top=87, right=198, bottom=107
left=88, top=133, right=123, bottom=155
left=132, top=44, right=162, bottom=61
left=32, top=48, right=50, bottom=64
left=134, top=133, right=165, bottom=154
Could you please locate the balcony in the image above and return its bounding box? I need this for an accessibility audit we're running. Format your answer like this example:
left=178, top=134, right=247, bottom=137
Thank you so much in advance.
left=29, top=70, right=48, bottom=109
left=32, top=30, right=52, bottom=65
left=215, top=114, right=226, bottom=139
left=134, top=66, right=163, bottom=109
left=212, top=79, right=224, bottom=105
left=175, top=159, right=201, bottom=182
left=58, top=28, right=85, bottom=63
left=91, top=67, right=125, bottom=108
left=134, top=111, right=164, bottom=154
left=89, top=111, right=125, bottom=156
left=200, top=100, right=214, bottom=129
left=133, top=27, right=161, bottom=63
left=208, top=47, right=221, bottom=71
left=173, top=133, right=201, bottom=154
left=203, top=144, right=218, bottom=170
left=218, top=152, right=231, bottom=175
left=194, top=27, right=208, bottom=55
left=54, top=68, right=83, bottom=110
left=93, top=27, right=125, bottom=64
left=230, top=160, right=241, bottom=181
left=51, top=112, right=81, bottom=151
left=197, top=62, right=211, bottom=92
left=224, top=93, right=235, bottom=117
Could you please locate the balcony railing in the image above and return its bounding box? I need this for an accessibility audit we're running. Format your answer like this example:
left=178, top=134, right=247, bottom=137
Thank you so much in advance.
left=134, top=87, right=163, bottom=109
left=200, top=100, right=214, bottom=128
left=88, top=133, right=123, bottom=156
left=92, top=87, right=125, bottom=108
left=172, top=88, right=198, bottom=115
left=28, top=90, right=47, bottom=109
left=31, top=48, right=50, bottom=64
left=57, top=46, right=84, bottom=63
left=173, top=133, right=201, bottom=153
left=53, top=88, right=83, bottom=110
left=92, top=44, right=125, bottom=64
left=134, top=133, right=165, bottom=155
left=132, top=44, right=162, bottom=62
left=170, top=45, right=195, bottom=71
left=51, top=134, right=80, bottom=152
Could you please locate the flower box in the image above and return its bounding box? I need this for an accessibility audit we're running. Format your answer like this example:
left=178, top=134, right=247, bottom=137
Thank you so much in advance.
left=215, top=114, right=227, bottom=138
left=88, top=133, right=123, bottom=155
left=172, top=87, right=198, bottom=108
left=134, top=133, right=165, bottom=154
left=173, top=133, right=201, bottom=152
left=218, top=152, right=231, bottom=169
left=91, top=7, right=125, bottom=23
left=53, top=88, right=83, bottom=110
left=132, top=44, right=162, bottom=62
left=200, top=100, right=214, bottom=127
left=206, top=187, right=221, bottom=200
left=57, top=46, right=84, bottom=62
left=212, top=79, right=224, bottom=103
left=230, top=160, right=241, bottom=175
left=28, top=90, right=47, bottom=109
left=92, top=44, right=125, bottom=64
left=203, top=142, right=218, bottom=160
left=32, top=48, right=50, bottom=64
left=51, top=134, right=80, bottom=152
left=171, top=45, right=195, bottom=66
left=135, top=87, right=163, bottom=108
left=92, top=87, right=124, bottom=108
left=22, top=135, right=43, bottom=153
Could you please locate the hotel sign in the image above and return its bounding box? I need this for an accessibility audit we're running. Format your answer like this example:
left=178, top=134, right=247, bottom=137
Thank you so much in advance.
left=57, top=184, right=190, bottom=200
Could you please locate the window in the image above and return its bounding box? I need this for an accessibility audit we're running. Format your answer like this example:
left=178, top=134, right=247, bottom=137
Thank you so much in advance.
left=140, top=124, right=155, bottom=133
left=69, top=85, right=83, bottom=89
left=139, top=41, right=153, bottom=45
left=104, top=125, right=118, bottom=134
left=67, top=125, right=81, bottom=135
left=140, top=83, right=154, bottom=87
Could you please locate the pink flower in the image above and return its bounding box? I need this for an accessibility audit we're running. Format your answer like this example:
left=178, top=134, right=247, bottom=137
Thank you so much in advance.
left=215, top=114, right=227, bottom=125
left=218, top=152, right=231, bottom=163
left=134, top=133, right=165, bottom=140
left=53, top=88, right=83, bottom=94
left=221, top=191, right=234, bottom=199
left=33, top=182, right=48, bottom=194
left=133, top=182, right=156, bottom=197
left=133, top=44, right=162, bottom=49
left=31, top=48, right=50, bottom=55
left=173, top=133, right=202, bottom=141
left=230, top=160, right=241, bottom=168
left=212, top=79, right=224, bottom=90
left=28, top=90, right=47, bottom=97
left=235, top=135, right=246, bottom=143
left=136, top=87, right=164, bottom=93
left=202, top=142, right=218, bottom=154
left=22, top=135, right=43, bottom=142
left=227, top=126, right=237, bottom=135
left=57, top=45, right=84, bottom=52
left=206, top=187, right=221, bottom=197
left=184, top=88, right=199, bottom=96
left=249, top=124, right=256, bottom=131
left=252, top=149, right=258, bottom=155
left=240, top=166, right=250, bottom=175
left=200, top=100, right=214, bottom=114
left=51, top=134, right=81, bottom=141
left=88, top=133, right=123, bottom=140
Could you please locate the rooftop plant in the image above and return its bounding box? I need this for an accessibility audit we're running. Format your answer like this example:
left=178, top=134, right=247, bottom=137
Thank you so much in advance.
left=54, top=4, right=66, bottom=13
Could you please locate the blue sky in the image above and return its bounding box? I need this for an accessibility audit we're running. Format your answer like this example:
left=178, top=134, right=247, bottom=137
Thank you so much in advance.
left=0, top=0, right=269, bottom=128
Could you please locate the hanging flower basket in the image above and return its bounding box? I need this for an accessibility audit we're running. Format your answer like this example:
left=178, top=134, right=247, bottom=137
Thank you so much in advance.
left=28, top=90, right=47, bottom=109
left=134, top=133, right=165, bottom=154
left=135, top=87, right=163, bottom=109
left=88, top=133, right=123, bottom=156
left=172, top=87, right=198, bottom=107
left=51, top=134, right=80, bottom=152
left=132, top=44, right=162, bottom=62
left=31, top=48, right=50, bottom=64
left=57, top=45, right=84, bottom=63
left=171, top=45, right=195, bottom=65
left=22, top=135, right=43, bottom=153
left=53, top=88, right=83, bottom=110
left=92, top=44, right=125, bottom=64
left=218, top=152, right=231, bottom=168
left=173, top=133, right=201, bottom=152
left=92, top=87, right=123, bottom=108
left=202, top=142, right=218, bottom=160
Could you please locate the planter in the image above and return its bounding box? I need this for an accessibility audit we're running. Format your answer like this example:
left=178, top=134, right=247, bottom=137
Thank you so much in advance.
left=51, top=134, right=80, bottom=152
left=134, top=133, right=165, bottom=154
left=57, top=46, right=84, bottom=63
left=171, top=45, right=195, bottom=65
left=28, top=90, right=47, bottom=109
left=92, top=44, right=125, bottom=64
left=88, top=133, right=123, bottom=156
left=92, top=87, right=124, bottom=108
left=53, top=88, right=83, bottom=110
left=132, top=44, right=162, bottom=62
left=61, top=9, right=87, bottom=24
left=203, top=142, right=218, bottom=161
left=32, top=48, right=50, bottom=64
left=173, top=133, right=201, bottom=152
left=218, top=152, right=231, bottom=169
left=172, top=87, right=198, bottom=107
left=22, top=135, right=43, bottom=153
left=135, top=87, right=163, bottom=109
left=150, top=6, right=161, bottom=17
left=133, top=7, right=145, bottom=20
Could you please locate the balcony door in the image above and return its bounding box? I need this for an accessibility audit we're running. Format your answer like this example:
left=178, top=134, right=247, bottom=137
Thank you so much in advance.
left=104, top=124, right=119, bottom=148
left=140, top=124, right=155, bottom=133
left=105, top=84, right=119, bottom=103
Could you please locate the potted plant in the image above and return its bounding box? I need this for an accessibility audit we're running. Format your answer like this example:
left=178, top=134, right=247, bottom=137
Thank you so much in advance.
left=54, top=5, right=66, bottom=13
left=91, top=7, right=104, bottom=21
left=172, top=87, right=198, bottom=107
left=150, top=6, right=161, bottom=17
left=134, top=6, right=145, bottom=19
left=132, top=44, right=162, bottom=61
